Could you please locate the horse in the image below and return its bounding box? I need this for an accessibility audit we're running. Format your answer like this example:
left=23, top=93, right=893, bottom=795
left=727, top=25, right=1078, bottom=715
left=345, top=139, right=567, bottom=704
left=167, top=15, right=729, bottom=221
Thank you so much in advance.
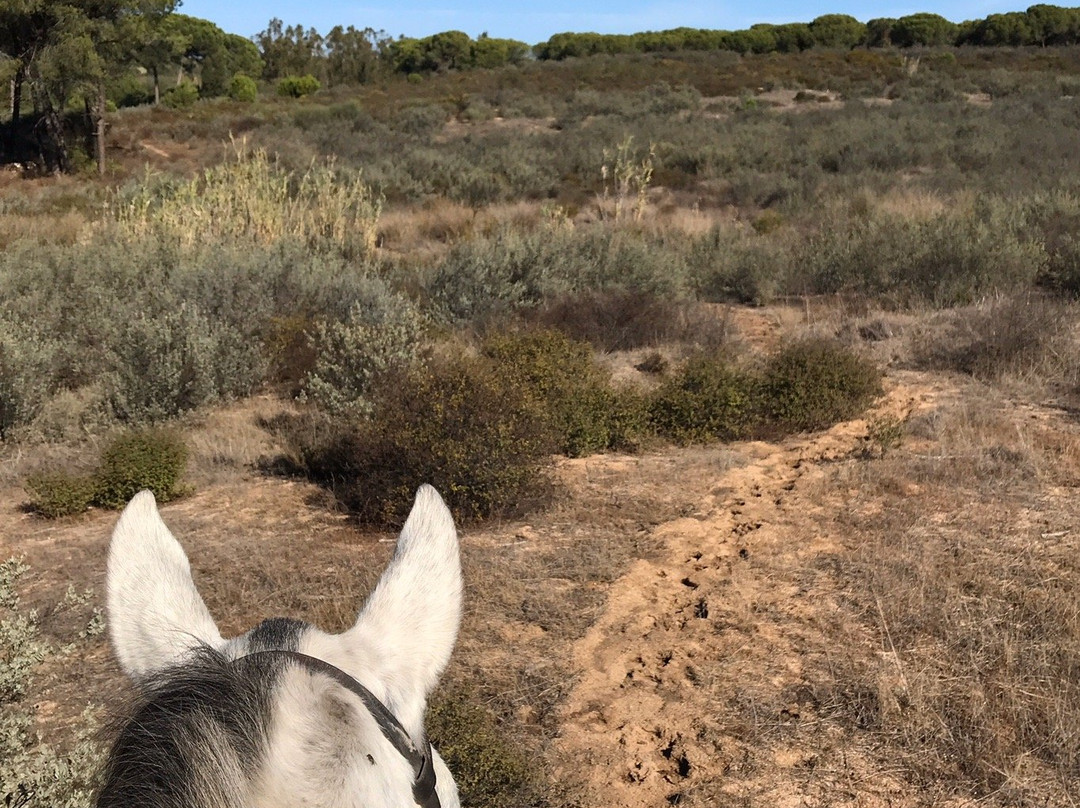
left=97, top=484, right=462, bottom=808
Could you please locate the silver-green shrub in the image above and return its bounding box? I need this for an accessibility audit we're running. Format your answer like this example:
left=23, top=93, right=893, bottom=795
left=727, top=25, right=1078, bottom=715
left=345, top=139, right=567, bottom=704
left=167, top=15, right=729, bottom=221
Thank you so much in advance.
left=107, top=304, right=266, bottom=422
left=302, top=283, right=426, bottom=416
left=0, top=320, right=59, bottom=439
left=1, top=558, right=104, bottom=808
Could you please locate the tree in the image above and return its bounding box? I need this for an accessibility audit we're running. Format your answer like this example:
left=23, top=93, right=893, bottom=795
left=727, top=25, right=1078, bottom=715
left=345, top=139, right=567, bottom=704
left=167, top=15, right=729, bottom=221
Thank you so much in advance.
left=255, top=18, right=324, bottom=80
left=426, top=30, right=472, bottom=70
left=963, top=12, right=1034, bottom=45
left=126, top=13, right=189, bottom=103
left=324, top=25, right=383, bottom=85
left=0, top=0, right=177, bottom=172
left=890, top=13, right=958, bottom=47
left=865, top=18, right=897, bottom=47
left=1026, top=4, right=1074, bottom=45
left=810, top=14, right=867, bottom=49
left=471, top=33, right=528, bottom=69
left=773, top=23, right=815, bottom=52
left=389, top=36, right=425, bottom=73
left=223, top=33, right=263, bottom=82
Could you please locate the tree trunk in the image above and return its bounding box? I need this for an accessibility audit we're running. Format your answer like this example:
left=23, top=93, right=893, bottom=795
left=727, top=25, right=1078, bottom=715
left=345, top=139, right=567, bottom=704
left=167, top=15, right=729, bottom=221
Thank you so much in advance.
left=94, top=82, right=106, bottom=175
left=153, top=64, right=160, bottom=105
left=29, top=68, right=68, bottom=173
left=8, top=66, right=25, bottom=159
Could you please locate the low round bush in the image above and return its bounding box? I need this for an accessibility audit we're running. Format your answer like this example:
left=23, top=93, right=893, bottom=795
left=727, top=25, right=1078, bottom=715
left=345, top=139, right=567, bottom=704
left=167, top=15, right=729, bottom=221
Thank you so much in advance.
left=25, top=471, right=97, bottom=518
left=481, top=329, right=642, bottom=456
left=649, top=355, right=756, bottom=444
left=93, top=428, right=189, bottom=510
left=277, top=74, right=321, bottom=98
left=228, top=73, right=258, bottom=102
left=758, top=338, right=882, bottom=432
left=292, top=356, right=558, bottom=526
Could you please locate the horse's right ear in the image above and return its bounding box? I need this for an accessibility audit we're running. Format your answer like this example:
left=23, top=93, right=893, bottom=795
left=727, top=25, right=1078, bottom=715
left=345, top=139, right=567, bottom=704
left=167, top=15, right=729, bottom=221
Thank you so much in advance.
left=106, top=491, right=224, bottom=679
left=347, top=485, right=462, bottom=723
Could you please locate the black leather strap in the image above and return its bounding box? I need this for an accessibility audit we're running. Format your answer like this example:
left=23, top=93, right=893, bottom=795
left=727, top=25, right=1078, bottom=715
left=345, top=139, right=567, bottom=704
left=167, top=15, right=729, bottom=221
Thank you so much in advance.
left=238, top=650, right=441, bottom=808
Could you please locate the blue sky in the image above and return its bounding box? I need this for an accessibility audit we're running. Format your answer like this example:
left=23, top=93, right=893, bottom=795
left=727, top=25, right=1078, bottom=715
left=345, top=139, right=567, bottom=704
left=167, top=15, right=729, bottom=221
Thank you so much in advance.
left=178, top=0, right=1032, bottom=44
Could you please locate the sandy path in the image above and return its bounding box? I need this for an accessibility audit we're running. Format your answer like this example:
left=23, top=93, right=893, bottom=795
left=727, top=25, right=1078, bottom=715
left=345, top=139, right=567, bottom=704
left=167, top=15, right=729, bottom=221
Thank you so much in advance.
left=552, top=372, right=946, bottom=807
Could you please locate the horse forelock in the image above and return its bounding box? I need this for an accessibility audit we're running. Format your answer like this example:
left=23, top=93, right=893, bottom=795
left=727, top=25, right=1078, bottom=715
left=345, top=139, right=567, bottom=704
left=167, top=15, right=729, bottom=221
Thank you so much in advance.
left=97, top=646, right=280, bottom=808
left=96, top=639, right=434, bottom=808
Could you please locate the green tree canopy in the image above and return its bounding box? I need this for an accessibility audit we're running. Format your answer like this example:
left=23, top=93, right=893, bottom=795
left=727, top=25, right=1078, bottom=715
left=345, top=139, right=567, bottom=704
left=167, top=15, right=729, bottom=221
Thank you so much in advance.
left=809, top=14, right=867, bottom=48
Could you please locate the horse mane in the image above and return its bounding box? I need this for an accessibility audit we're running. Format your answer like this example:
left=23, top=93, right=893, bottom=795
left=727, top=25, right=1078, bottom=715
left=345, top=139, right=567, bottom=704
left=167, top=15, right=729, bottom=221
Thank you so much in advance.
left=96, top=647, right=282, bottom=808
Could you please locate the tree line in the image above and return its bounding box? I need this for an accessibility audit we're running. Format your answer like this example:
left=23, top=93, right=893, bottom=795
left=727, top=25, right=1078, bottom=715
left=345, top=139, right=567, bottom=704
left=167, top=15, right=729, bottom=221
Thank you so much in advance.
left=534, top=6, right=1080, bottom=58
left=4, top=4, right=1080, bottom=173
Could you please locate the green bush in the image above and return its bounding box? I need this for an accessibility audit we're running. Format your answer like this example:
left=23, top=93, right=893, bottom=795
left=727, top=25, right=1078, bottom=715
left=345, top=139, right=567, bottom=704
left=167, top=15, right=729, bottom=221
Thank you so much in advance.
left=287, top=356, right=558, bottom=526
left=428, top=687, right=540, bottom=808
left=758, top=338, right=882, bottom=432
left=482, top=329, right=642, bottom=456
left=277, top=74, right=321, bottom=98
left=649, top=355, right=757, bottom=444
left=228, top=73, right=258, bottom=102
left=162, top=80, right=199, bottom=109
left=24, top=472, right=97, bottom=518
left=92, top=428, right=189, bottom=510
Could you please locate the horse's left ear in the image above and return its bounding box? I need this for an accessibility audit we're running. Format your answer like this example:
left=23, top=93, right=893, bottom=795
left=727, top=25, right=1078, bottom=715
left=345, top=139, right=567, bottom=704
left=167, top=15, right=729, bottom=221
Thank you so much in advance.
left=347, top=485, right=462, bottom=716
left=106, top=491, right=224, bottom=679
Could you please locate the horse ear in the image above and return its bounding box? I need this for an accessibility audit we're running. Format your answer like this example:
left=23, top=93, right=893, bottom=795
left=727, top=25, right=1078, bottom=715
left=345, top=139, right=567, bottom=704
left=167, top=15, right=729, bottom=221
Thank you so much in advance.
left=348, top=485, right=462, bottom=709
left=106, top=491, right=224, bottom=679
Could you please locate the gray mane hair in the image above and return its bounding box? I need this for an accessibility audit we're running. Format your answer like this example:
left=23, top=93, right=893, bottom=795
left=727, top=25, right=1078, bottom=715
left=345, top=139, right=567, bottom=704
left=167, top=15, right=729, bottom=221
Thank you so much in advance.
left=97, top=486, right=463, bottom=808
left=98, top=647, right=277, bottom=808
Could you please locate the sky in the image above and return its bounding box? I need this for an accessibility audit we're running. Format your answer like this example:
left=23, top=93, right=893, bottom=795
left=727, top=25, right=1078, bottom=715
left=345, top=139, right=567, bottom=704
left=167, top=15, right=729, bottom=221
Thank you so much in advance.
left=177, top=0, right=1033, bottom=45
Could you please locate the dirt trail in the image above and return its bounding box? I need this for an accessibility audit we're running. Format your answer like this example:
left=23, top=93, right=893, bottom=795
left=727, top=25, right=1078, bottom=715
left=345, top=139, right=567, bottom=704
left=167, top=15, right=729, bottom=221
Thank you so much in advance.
left=552, top=372, right=947, bottom=807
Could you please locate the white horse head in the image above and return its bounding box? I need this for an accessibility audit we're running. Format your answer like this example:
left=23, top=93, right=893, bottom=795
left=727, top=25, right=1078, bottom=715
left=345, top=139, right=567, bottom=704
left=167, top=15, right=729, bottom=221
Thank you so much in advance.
left=99, top=485, right=462, bottom=808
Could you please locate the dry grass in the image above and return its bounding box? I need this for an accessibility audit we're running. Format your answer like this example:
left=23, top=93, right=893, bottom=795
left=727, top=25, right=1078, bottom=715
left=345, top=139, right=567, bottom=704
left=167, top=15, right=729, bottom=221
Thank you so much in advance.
left=810, top=390, right=1080, bottom=804
left=112, top=142, right=382, bottom=260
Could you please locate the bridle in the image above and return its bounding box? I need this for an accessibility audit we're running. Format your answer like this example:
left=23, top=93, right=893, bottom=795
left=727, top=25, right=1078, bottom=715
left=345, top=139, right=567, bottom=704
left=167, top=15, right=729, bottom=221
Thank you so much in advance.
left=239, top=650, right=441, bottom=808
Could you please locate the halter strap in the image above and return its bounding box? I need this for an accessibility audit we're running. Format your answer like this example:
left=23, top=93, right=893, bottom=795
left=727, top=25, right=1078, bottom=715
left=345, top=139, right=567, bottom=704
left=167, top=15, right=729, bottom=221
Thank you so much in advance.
left=238, top=649, right=440, bottom=808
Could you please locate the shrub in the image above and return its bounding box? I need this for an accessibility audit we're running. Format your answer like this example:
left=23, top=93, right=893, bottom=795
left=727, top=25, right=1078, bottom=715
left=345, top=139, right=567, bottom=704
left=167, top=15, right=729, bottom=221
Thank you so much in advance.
left=531, top=290, right=686, bottom=351
left=114, top=145, right=382, bottom=261
left=482, top=329, right=644, bottom=456
left=277, top=74, right=321, bottom=98
left=1, top=557, right=104, bottom=808
left=301, top=288, right=426, bottom=416
left=93, top=428, right=189, bottom=510
left=24, top=472, right=97, bottom=518
left=0, top=321, right=58, bottom=440
left=287, top=356, right=557, bottom=526
left=912, top=294, right=1076, bottom=385
left=162, top=80, right=199, bottom=109
left=635, top=351, right=668, bottom=375
left=107, top=304, right=264, bottom=423
left=649, top=355, right=757, bottom=444
left=758, top=338, right=882, bottom=432
left=428, top=687, right=540, bottom=808
left=228, top=74, right=258, bottom=102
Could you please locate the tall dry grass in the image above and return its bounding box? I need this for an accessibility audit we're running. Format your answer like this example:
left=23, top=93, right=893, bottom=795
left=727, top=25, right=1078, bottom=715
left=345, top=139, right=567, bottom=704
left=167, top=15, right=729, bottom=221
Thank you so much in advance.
left=112, top=140, right=382, bottom=260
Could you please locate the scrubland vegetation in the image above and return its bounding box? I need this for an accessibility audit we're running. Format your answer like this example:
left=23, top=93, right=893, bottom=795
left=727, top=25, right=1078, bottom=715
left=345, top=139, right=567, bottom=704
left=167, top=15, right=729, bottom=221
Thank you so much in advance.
left=4, top=19, right=1080, bottom=808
